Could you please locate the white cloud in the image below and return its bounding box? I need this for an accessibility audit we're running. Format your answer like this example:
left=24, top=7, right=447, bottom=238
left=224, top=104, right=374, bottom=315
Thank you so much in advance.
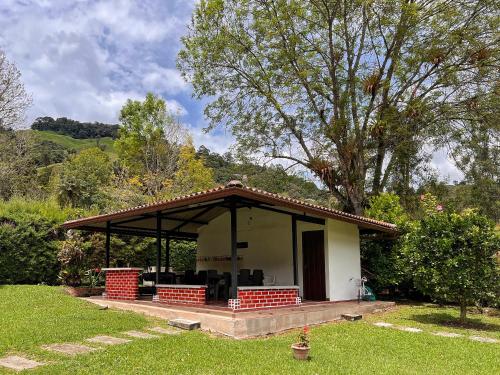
left=431, top=148, right=464, bottom=183
left=187, top=121, right=235, bottom=155
left=0, top=0, right=194, bottom=125
left=142, top=64, right=188, bottom=95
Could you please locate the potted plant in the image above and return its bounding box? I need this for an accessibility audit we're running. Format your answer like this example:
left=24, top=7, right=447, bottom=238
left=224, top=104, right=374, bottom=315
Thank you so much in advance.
left=291, top=326, right=310, bottom=360
left=64, top=268, right=105, bottom=297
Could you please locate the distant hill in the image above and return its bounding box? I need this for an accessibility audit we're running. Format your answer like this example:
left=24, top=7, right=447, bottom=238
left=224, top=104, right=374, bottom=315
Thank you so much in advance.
left=31, top=130, right=116, bottom=162
left=31, top=117, right=119, bottom=139
left=28, top=117, right=328, bottom=204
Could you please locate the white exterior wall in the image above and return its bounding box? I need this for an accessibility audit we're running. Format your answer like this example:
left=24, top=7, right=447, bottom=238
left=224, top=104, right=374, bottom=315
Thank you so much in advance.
left=197, top=208, right=295, bottom=286
left=196, top=208, right=361, bottom=301
left=325, top=219, right=361, bottom=301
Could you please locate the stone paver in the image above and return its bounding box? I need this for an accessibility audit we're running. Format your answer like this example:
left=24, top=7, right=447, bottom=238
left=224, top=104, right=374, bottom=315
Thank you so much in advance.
left=169, top=319, right=201, bottom=330
left=469, top=336, right=499, bottom=344
left=374, top=322, right=393, bottom=327
left=86, top=335, right=131, bottom=345
left=432, top=331, right=463, bottom=338
left=0, top=355, right=44, bottom=371
left=42, top=343, right=96, bottom=356
left=396, top=326, right=422, bottom=333
left=147, top=326, right=181, bottom=335
left=123, top=330, right=159, bottom=339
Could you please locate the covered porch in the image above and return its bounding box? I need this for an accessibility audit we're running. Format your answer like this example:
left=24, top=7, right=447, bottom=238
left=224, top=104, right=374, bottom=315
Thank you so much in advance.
left=63, top=181, right=397, bottom=312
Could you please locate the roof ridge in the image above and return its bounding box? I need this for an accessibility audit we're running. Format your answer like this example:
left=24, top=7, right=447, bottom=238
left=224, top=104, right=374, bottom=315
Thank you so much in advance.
left=64, top=183, right=396, bottom=231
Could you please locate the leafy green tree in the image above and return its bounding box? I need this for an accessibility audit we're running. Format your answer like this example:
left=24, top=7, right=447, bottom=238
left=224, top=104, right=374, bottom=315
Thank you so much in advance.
left=31, top=116, right=118, bottom=139
left=55, top=147, right=112, bottom=208
left=403, top=209, right=499, bottom=321
left=197, top=146, right=330, bottom=204
left=362, top=193, right=413, bottom=292
left=115, top=93, right=186, bottom=196
left=171, top=140, right=216, bottom=196
left=0, top=130, right=40, bottom=200
left=178, top=0, right=498, bottom=214
left=445, top=88, right=499, bottom=221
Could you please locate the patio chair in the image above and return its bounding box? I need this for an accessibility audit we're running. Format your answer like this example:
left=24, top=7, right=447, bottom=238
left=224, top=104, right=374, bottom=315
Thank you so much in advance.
left=216, top=272, right=231, bottom=301
left=252, top=269, right=264, bottom=286
left=183, top=269, right=195, bottom=284
left=238, top=269, right=251, bottom=286
left=197, top=270, right=208, bottom=285
left=263, top=275, right=276, bottom=286
left=206, top=270, right=219, bottom=299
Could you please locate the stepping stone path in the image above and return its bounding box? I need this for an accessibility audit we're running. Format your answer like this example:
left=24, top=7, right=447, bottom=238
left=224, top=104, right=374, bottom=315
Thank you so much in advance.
left=0, top=355, right=44, bottom=371
left=148, top=326, right=181, bottom=335
left=123, top=330, right=159, bottom=339
left=374, top=322, right=393, bottom=327
left=42, top=343, right=96, bottom=356
left=432, top=331, right=463, bottom=338
left=86, top=335, right=131, bottom=345
left=469, top=336, right=499, bottom=344
left=396, top=326, right=422, bottom=333
left=374, top=321, right=499, bottom=344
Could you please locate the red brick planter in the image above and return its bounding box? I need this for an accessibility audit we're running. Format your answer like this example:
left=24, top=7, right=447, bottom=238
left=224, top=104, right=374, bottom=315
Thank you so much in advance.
left=103, top=268, right=142, bottom=300
left=65, top=286, right=105, bottom=297
left=235, top=286, right=301, bottom=310
left=155, top=285, right=207, bottom=305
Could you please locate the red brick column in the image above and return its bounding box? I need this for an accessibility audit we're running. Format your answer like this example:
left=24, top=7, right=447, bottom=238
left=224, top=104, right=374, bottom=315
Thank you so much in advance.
left=103, top=268, right=142, bottom=301
left=236, top=286, right=301, bottom=310
left=156, top=285, right=207, bottom=305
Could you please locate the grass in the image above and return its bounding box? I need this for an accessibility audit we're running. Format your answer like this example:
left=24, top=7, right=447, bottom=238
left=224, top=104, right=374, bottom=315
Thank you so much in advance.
left=0, top=286, right=499, bottom=374
left=31, top=130, right=116, bottom=158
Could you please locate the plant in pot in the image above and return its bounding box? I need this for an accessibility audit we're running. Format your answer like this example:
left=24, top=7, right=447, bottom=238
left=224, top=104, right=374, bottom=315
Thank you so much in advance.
left=291, top=326, right=310, bottom=360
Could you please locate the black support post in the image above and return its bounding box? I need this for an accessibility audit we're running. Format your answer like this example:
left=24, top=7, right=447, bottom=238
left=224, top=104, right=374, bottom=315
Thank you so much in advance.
left=230, top=202, right=238, bottom=299
left=292, top=215, right=298, bottom=285
left=165, top=235, right=170, bottom=272
left=156, top=211, right=162, bottom=285
left=105, top=221, right=111, bottom=268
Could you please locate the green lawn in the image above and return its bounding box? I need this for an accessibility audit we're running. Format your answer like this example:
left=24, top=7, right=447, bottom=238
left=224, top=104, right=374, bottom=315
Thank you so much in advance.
left=0, top=286, right=498, bottom=374
left=31, top=130, right=116, bottom=158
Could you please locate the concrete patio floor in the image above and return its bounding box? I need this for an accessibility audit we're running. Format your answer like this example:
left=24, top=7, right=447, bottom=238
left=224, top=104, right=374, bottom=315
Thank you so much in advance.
left=84, top=297, right=395, bottom=338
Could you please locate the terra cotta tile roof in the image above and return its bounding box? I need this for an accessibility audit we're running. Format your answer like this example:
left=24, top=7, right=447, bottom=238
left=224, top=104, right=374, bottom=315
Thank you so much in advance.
left=63, top=183, right=397, bottom=233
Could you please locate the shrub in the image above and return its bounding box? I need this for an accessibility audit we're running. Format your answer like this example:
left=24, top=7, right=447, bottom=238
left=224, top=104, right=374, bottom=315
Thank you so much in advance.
left=0, top=198, right=79, bottom=284
left=361, top=193, right=414, bottom=293
left=403, top=209, right=499, bottom=321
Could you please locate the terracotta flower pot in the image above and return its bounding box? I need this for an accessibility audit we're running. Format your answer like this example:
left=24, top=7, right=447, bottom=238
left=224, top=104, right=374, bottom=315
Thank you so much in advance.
left=291, top=343, right=310, bottom=360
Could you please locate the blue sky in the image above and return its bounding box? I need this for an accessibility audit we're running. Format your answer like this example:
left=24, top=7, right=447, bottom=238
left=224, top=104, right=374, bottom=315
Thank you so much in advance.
left=0, top=0, right=461, bottom=180
left=0, top=0, right=232, bottom=153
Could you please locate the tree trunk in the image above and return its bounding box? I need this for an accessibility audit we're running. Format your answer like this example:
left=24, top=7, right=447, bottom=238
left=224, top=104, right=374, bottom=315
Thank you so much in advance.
left=459, top=302, right=467, bottom=323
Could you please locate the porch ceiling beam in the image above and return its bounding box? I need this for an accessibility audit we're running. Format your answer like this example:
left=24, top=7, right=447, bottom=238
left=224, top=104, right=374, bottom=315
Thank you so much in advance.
left=224, top=198, right=325, bottom=225
left=170, top=205, right=215, bottom=232
left=111, top=213, right=208, bottom=226
left=78, top=225, right=198, bottom=240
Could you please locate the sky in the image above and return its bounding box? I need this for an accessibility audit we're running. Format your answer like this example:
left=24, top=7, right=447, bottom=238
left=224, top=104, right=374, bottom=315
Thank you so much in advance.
left=0, top=0, right=462, bottom=181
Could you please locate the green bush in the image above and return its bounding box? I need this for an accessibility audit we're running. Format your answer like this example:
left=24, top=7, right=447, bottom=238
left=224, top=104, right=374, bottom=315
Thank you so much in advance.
left=361, top=193, right=414, bottom=293
left=0, top=198, right=79, bottom=285
left=403, top=209, right=499, bottom=321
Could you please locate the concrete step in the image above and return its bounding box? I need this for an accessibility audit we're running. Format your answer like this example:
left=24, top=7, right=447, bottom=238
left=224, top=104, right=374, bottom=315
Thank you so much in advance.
left=168, top=318, right=201, bottom=330
left=341, top=313, right=362, bottom=321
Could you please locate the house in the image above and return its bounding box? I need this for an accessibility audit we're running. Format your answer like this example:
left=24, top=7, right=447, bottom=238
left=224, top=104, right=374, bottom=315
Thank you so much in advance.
left=63, top=181, right=396, bottom=312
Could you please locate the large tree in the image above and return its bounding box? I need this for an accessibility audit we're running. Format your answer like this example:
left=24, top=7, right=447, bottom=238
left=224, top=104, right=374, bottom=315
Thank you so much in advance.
left=444, top=86, right=499, bottom=221
left=0, top=50, right=31, bottom=130
left=178, top=0, right=498, bottom=214
left=115, top=93, right=187, bottom=196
